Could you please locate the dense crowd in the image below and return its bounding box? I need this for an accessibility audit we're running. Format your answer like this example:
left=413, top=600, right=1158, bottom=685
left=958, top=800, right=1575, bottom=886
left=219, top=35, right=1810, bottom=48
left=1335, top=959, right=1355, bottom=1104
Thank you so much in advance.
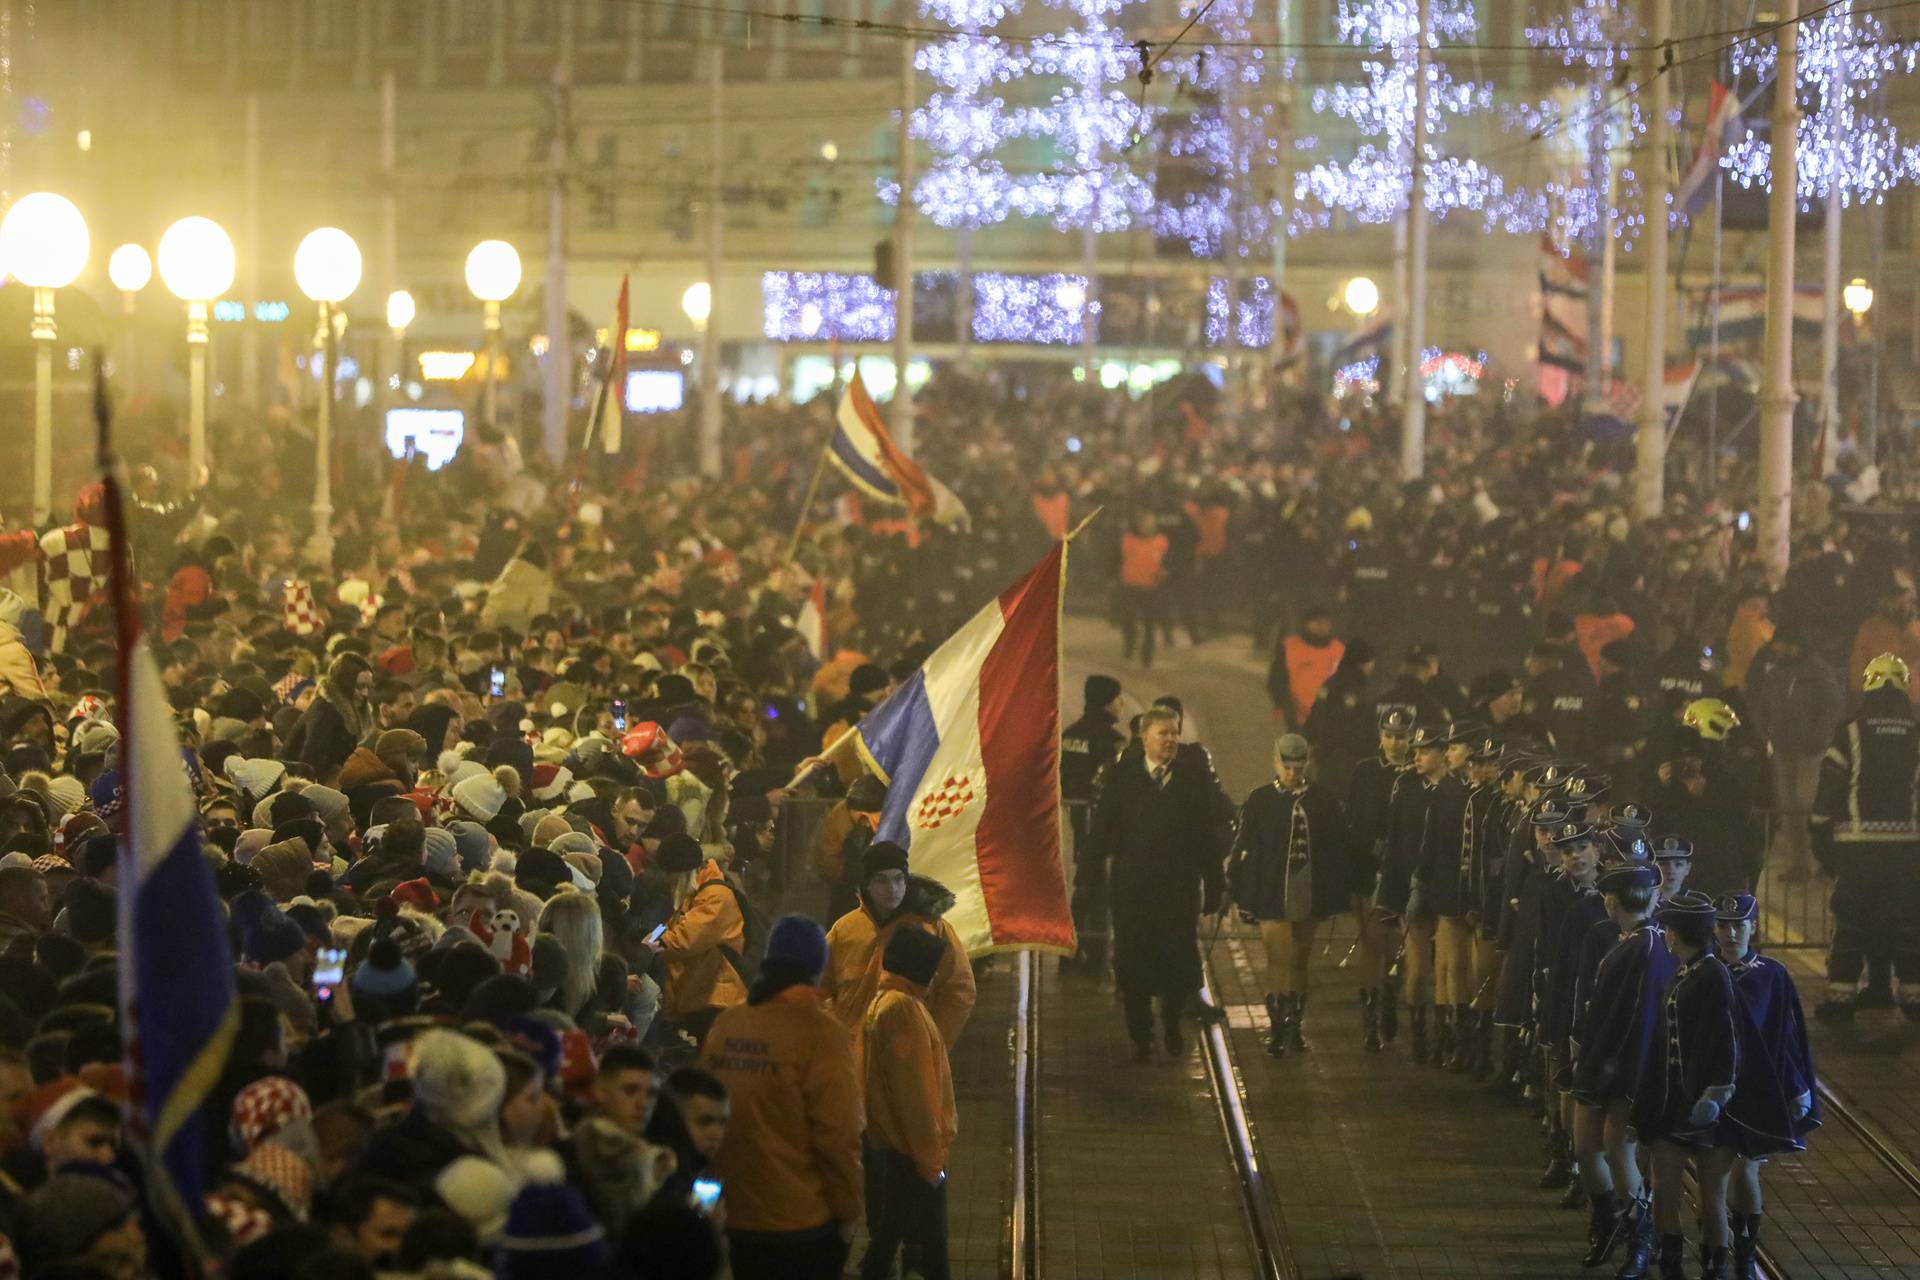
left=0, top=369, right=1913, bottom=1278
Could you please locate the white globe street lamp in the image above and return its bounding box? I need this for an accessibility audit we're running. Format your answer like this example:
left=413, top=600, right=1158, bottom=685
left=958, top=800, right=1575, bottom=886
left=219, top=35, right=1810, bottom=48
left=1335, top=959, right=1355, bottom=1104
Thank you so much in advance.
left=295, top=228, right=363, bottom=566
left=0, top=193, right=90, bottom=525
left=465, top=240, right=521, bottom=429
left=681, top=281, right=713, bottom=328
left=1844, top=277, right=1875, bottom=323
left=158, top=216, right=237, bottom=492
left=386, top=289, right=417, bottom=335
left=1343, top=275, right=1381, bottom=320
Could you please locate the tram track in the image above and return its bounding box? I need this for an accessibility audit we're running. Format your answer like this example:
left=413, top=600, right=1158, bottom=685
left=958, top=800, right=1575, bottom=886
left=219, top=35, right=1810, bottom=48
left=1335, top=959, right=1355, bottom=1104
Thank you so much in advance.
left=1195, top=940, right=1305, bottom=1280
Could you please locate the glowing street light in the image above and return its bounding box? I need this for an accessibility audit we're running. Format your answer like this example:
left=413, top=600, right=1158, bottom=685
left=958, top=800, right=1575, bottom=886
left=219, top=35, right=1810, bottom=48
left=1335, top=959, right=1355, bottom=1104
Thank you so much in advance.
left=0, top=193, right=91, bottom=525
left=466, top=240, right=521, bottom=429
left=158, top=216, right=236, bottom=492
left=386, top=289, right=417, bottom=335
left=108, top=243, right=152, bottom=298
left=1844, top=277, right=1875, bottom=322
left=1343, top=275, right=1381, bottom=319
left=681, top=281, right=713, bottom=328
left=294, top=228, right=362, bottom=566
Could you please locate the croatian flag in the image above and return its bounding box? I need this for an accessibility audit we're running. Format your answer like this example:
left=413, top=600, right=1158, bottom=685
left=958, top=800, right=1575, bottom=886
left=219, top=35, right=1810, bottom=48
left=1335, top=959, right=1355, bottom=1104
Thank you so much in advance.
left=102, top=435, right=238, bottom=1222
left=838, top=544, right=1074, bottom=956
left=796, top=577, right=828, bottom=661
left=829, top=373, right=970, bottom=529
left=1677, top=80, right=1743, bottom=217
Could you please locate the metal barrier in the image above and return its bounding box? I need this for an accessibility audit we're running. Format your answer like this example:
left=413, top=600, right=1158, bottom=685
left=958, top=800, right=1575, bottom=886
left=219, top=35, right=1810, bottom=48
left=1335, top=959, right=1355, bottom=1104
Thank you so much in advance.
left=1754, top=809, right=1832, bottom=951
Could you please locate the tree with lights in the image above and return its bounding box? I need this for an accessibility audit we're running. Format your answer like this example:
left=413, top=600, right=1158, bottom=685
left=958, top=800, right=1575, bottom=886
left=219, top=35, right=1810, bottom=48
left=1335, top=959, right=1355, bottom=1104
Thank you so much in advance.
left=909, top=0, right=1040, bottom=361
left=1015, top=0, right=1159, bottom=370
left=1295, top=0, right=1494, bottom=471
left=1723, top=0, right=1920, bottom=464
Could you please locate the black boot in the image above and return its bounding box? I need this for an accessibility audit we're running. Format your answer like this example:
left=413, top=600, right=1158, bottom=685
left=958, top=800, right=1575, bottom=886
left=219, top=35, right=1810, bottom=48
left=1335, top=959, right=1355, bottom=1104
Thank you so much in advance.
left=1432, top=1006, right=1454, bottom=1068
left=1538, top=1131, right=1574, bottom=1190
left=1361, top=988, right=1383, bottom=1051
left=1288, top=994, right=1309, bottom=1051
left=1699, top=1244, right=1730, bottom=1280
left=1581, top=1191, right=1621, bottom=1268
left=1655, top=1234, right=1687, bottom=1280
left=1378, top=986, right=1399, bottom=1045
left=1264, top=995, right=1286, bottom=1058
left=1730, top=1213, right=1759, bottom=1280
left=1560, top=1171, right=1588, bottom=1211
left=1410, top=1004, right=1430, bottom=1063
left=1614, top=1198, right=1656, bottom=1279
left=1450, top=1006, right=1476, bottom=1071
left=1471, top=1013, right=1495, bottom=1080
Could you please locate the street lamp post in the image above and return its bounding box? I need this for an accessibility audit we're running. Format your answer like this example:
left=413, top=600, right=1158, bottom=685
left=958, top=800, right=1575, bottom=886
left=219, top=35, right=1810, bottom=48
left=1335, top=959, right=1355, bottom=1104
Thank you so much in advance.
left=1846, top=276, right=1877, bottom=466
left=682, top=281, right=715, bottom=467
left=294, top=228, right=364, bottom=568
left=0, top=193, right=90, bottom=526
left=386, top=289, right=416, bottom=425
left=157, top=217, right=237, bottom=493
left=108, top=243, right=152, bottom=391
left=465, top=240, right=522, bottom=432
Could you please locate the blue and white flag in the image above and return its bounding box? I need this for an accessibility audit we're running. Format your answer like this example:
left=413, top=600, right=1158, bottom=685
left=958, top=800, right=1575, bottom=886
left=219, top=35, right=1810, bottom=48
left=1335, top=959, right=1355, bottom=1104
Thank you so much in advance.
left=105, top=462, right=238, bottom=1222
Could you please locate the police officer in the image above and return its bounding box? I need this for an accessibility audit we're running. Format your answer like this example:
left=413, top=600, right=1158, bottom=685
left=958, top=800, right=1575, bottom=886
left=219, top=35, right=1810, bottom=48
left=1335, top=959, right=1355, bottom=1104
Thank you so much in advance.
left=1655, top=699, right=1762, bottom=895
left=1344, top=707, right=1416, bottom=1050
left=1523, top=640, right=1595, bottom=758
left=1062, top=674, right=1126, bottom=974
left=1228, top=733, right=1349, bottom=1057
left=1386, top=723, right=1467, bottom=1064
left=1381, top=646, right=1453, bottom=727
left=1305, top=638, right=1378, bottom=785
left=1810, top=652, right=1920, bottom=1020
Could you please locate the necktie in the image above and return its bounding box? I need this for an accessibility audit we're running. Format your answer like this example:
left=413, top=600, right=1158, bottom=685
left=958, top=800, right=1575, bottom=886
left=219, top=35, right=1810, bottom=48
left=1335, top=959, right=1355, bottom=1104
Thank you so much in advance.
left=1151, top=764, right=1169, bottom=788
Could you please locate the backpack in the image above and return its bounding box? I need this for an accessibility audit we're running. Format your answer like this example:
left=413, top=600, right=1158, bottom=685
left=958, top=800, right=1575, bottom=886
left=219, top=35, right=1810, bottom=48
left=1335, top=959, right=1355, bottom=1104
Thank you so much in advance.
left=696, top=879, right=769, bottom=985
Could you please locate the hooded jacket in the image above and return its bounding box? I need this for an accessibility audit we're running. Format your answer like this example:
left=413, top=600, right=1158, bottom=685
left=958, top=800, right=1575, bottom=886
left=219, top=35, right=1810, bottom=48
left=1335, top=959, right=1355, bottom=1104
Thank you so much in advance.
left=822, top=874, right=976, bottom=1064
left=1812, top=684, right=1920, bottom=848
left=659, top=861, right=750, bottom=1018
left=698, top=984, right=863, bottom=1233
left=863, top=973, right=957, bottom=1182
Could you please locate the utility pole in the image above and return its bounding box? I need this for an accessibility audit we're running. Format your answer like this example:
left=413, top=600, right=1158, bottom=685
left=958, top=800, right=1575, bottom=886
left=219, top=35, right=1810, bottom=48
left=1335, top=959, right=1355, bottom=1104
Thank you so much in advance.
left=1818, top=64, right=1844, bottom=475
left=698, top=43, right=724, bottom=479
left=1401, top=0, right=1430, bottom=479
left=543, top=10, right=574, bottom=465
left=1633, top=0, right=1671, bottom=518
left=1390, top=206, right=1408, bottom=408
left=1266, top=0, right=1296, bottom=384
left=242, top=94, right=262, bottom=409
left=893, top=35, right=917, bottom=453
left=1582, top=71, right=1613, bottom=415
left=1759, top=0, right=1799, bottom=582
left=377, top=70, right=398, bottom=446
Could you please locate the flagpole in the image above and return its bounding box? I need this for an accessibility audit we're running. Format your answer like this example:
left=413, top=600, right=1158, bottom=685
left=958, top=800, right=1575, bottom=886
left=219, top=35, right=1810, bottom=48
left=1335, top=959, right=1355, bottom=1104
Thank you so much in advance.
left=782, top=409, right=839, bottom=566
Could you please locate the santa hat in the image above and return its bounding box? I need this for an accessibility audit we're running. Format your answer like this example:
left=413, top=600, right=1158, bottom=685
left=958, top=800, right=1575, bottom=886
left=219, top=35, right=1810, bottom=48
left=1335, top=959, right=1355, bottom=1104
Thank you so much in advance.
left=531, top=763, right=573, bottom=804
left=16, top=1079, right=113, bottom=1152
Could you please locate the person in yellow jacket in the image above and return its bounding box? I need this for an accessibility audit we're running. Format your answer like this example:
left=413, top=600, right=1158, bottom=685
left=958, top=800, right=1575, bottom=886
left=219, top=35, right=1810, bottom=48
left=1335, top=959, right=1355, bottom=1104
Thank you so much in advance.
left=651, top=833, right=748, bottom=1046
left=822, top=841, right=977, bottom=1075
left=700, top=914, right=863, bottom=1280
left=861, top=926, right=958, bottom=1280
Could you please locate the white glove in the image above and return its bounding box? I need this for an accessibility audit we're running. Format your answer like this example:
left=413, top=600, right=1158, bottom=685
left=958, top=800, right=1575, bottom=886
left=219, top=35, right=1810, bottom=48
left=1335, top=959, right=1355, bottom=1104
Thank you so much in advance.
left=1687, top=1097, right=1723, bottom=1129
left=1793, top=1091, right=1812, bottom=1120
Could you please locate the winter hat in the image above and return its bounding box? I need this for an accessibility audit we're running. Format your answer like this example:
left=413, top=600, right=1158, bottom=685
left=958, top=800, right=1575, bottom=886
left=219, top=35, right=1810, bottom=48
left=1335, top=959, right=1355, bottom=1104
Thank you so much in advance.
left=452, top=769, right=510, bottom=822
left=351, top=936, right=418, bottom=998
left=13, top=1173, right=138, bottom=1273
left=264, top=791, right=317, bottom=830
left=532, top=814, right=573, bottom=848
left=421, top=827, right=460, bottom=878
left=1083, top=674, right=1122, bottom=710
left=448, top=820, right=492, bottom=873
left=375, top=728, right=427, bottom=765
left=561, top=852, right=602, bottom=887
left=64, top=880, right=116, bottom=944
left=430, top=942, right=503, bottom=1008
left=764, top=914, right=829, bottom=979
left=549, top=831, right=596, bottom=859
left=231, top=1076, right=313, bottom=1153
left=252, top=840, right=313, bottom=900
left=43, top=776, right=86, bottom=818
left=16, top=1080, right=113, bottom=1152
left=514, top=847, right=571, bottom=897
left=233, top=891, right=307, bottom=965
left=67, top=719, right=120, bottom=760
left=436, top=1154, right=515, bottom=1245
left=409, top=1028, right=505, bottom=1129
left=530, top=764, right=573, bottom=804
left=883, top=924, right=946, bottom=988
left=74, top=831, right=118, bottom=878
left=389, top=877, right=441, bottom=913
left=228, top=1141, right=314, bottom=1221
left=495, top=1151, right=610, bottom=1278
left=300, top=784, right=350, bottom=825
left=860, top=840, right=910, bottom=881
left=225, top=756, right=286, bottom=803
left=653, top=833, right=705, bottom=874
left=271, top=817, right=326, bottom=858
left=369, top=794, right=423, bottom=831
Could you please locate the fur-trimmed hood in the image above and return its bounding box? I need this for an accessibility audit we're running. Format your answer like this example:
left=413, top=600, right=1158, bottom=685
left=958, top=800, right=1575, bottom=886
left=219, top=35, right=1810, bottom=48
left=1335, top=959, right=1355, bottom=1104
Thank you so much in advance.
left=862, top=873, right=956, bottom=924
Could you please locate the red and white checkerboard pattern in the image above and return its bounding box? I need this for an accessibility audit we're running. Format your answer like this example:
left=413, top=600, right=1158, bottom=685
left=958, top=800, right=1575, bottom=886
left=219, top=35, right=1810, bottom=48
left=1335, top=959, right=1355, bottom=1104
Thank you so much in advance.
left=37, top=522, right=109, bottom=653
left=913, top=772, right=980, bottom=832
left=284, top=579, right=323, bottom=636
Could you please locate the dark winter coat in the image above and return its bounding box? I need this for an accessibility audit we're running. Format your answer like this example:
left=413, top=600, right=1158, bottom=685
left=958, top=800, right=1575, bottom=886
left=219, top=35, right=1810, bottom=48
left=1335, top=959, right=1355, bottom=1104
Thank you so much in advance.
left=1343, top=753, right=1407, bottom=897
left=1228, top=780, right=1349, bottom=921
left=1727, top=951, right=1821, bottom=1149
left=1631, top=950, right=1746, bottom=1151
left=283, top=694, right=362, bottom=784
left=1089, top=749, right=1233, bottom=998
left=1570, top=921, right=1678, bottom=1106
left=1385, top=772, right=1466, bottom=916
